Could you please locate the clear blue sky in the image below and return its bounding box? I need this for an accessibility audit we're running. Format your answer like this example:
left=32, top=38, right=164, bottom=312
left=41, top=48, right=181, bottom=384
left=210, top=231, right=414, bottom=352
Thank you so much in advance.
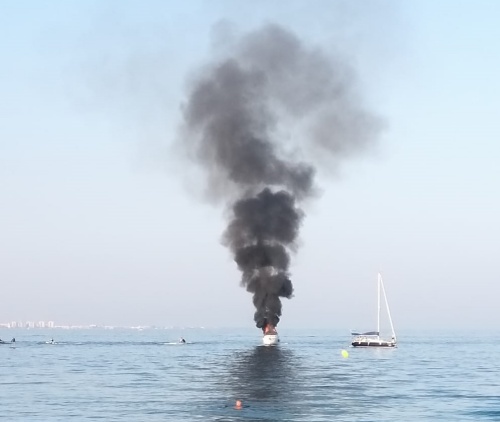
left=1, top=1, right=499, bottom=330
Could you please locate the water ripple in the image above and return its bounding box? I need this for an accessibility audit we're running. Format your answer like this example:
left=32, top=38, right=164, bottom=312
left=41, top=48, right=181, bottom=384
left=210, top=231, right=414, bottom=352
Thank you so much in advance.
left=1, top=329, right=499, bottom=421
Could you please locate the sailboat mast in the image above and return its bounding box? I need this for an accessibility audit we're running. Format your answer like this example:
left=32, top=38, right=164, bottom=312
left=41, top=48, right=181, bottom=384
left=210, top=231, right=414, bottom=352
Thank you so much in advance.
left=380, top=274, right=396, bottom=338
left=377, top=272, right=381, bottom=334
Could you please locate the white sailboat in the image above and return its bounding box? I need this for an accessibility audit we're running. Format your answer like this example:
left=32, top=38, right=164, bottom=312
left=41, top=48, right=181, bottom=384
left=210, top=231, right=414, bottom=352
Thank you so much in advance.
left=351, top=272, right=397, bottom=348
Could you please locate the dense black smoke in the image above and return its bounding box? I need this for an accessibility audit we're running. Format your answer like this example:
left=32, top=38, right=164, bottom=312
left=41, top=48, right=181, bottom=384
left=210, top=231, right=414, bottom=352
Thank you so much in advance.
left=181, top=24, right=380, bottom=329
left=225, top=188, right=299, bottom=328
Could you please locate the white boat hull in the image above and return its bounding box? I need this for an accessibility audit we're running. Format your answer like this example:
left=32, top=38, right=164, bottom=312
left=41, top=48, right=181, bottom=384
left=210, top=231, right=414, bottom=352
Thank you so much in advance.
left=262, top=334, right=279, bottom=345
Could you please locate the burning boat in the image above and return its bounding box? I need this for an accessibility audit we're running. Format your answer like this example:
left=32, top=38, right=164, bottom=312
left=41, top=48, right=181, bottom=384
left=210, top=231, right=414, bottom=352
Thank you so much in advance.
left=262, top=323, right=279, bottom=346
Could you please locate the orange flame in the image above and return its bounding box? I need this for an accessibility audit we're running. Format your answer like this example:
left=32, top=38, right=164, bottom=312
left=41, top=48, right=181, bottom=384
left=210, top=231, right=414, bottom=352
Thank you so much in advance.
left=263, top=324, right=276, bottom=335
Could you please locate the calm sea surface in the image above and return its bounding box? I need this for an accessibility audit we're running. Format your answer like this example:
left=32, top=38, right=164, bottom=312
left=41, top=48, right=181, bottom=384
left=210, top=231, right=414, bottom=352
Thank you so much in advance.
left=1, top=328, right=499, bottom=421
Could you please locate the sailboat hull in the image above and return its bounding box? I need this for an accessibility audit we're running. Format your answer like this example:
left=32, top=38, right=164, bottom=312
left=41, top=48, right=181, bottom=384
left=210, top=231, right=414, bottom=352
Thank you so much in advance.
left=351, top=339, right=396, bottom=348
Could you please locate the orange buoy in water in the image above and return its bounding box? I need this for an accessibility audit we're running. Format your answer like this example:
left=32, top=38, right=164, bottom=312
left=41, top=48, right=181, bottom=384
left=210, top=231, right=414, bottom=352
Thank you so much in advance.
left=235, top=400, right=242, bottom=410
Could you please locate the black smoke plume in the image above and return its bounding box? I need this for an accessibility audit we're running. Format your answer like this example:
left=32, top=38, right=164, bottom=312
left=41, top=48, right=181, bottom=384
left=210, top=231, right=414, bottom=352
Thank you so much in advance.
left=181, top=24, right=380, bottom=329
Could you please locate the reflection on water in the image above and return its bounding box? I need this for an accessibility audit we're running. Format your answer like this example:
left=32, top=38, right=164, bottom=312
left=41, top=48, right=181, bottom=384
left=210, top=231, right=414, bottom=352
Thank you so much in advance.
left=213, top=344, right=311, bottom=422
left=217, top=341, right=387, bottom=421
left=226, top=346, right=301, bottom=404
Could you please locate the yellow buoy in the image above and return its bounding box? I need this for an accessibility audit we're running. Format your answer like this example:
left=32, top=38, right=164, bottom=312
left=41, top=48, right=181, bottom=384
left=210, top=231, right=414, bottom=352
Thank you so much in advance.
left=341, top=349, right=349, bottom=358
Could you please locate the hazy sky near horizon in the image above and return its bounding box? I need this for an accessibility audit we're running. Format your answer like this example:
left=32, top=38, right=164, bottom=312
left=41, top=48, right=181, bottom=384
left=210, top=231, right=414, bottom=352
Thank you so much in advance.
left=1, top=1, right=499, bottom=330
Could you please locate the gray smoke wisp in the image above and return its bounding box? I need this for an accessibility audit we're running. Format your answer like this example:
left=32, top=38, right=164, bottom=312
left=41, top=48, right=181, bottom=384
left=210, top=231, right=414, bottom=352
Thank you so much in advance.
left=181, top=24, right=380, bottom=330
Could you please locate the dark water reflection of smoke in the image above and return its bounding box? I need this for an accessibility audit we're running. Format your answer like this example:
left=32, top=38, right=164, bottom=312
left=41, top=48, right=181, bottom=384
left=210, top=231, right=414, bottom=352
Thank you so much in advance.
left=211, top=344, right=375, bottom=421
left=225, top=346, right=302, bottom=404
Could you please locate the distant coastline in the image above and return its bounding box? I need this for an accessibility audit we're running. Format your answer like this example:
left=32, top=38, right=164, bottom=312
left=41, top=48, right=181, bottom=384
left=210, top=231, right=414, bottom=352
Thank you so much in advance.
left=0, top=323, right=207, bottom=330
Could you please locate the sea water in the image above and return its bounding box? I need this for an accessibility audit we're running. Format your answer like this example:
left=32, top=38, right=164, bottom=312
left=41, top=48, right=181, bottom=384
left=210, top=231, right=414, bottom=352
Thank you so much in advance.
left=1, top=328, right=499, bottom=421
